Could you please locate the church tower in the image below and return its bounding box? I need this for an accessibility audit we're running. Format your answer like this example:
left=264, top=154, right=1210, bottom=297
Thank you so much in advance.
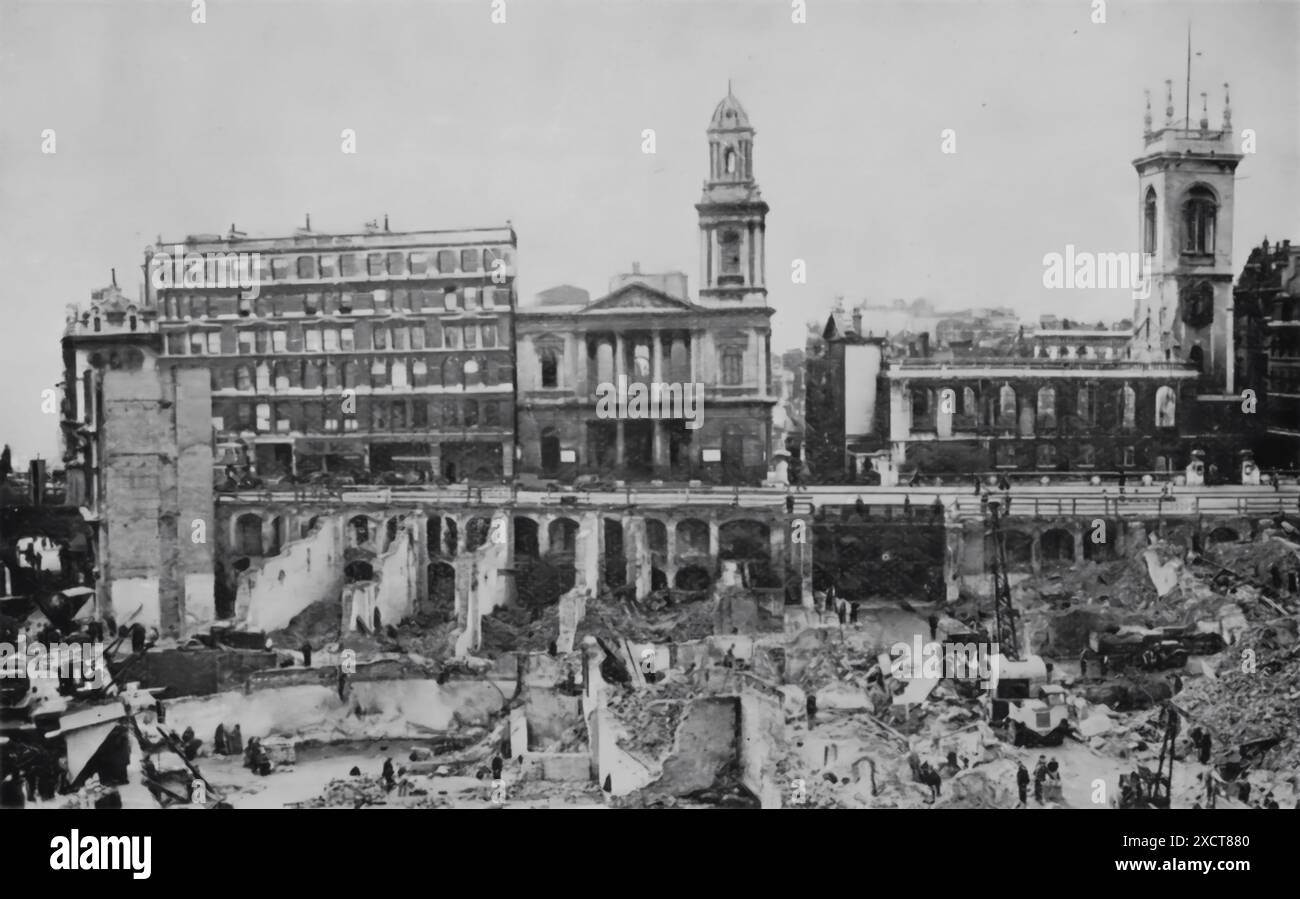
left=696, top=86, right=769, bottom=306
left=1132, top=80, right=1242, bottom=392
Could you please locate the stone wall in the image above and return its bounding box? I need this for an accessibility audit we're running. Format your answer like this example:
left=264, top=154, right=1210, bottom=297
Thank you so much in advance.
left=343, top=527, right=418, bottom=631
left=738, top=674, right=785, bottom=808
left=237, top=518, right=342, bottom=632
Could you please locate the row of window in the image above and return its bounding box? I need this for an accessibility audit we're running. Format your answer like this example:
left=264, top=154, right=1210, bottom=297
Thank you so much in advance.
left=209, top=356, right=511, bottom=392
left=1142, top=185, right=1218, bottom=256
left=216, top=398, right=509, bottom=433
left=187, top=246, right=513, bottom=285
left=993, top=442, right=1137, bottom=469
left=537, top=348, right=744, bottom=388
left=910, top=383, right=1177, bottom=431
left=160, top=285, right=508, bottom=320
left=166, top=321, right=504, bottom=356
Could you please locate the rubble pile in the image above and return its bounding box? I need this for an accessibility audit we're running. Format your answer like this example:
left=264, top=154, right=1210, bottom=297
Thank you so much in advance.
left=1178, top=617, right=1300, bottom=772
left=289, top=775, right=451, bottom=809
left=480, top=593, right=716, bottom=656
left=606, top=687, right=686, bottom=758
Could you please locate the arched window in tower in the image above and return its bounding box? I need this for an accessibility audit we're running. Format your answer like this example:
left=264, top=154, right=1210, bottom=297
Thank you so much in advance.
left=1143, top=188, right=1158, bottom=256
left=1182, top=281, right=1215, bottom=328
left=1188, top=345, right=1204, bottom=373
left=724, top=148, right=737, bottom=175
left=721, top=349, right=744, bottom=385
left=1182, top=185, right=1217, bottom=255
left=719, top=231, right=742, bottom=281
left=1155, top=385, right=1177, bottom=428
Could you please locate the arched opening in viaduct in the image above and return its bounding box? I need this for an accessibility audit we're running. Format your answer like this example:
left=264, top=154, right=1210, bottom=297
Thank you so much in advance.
left=1040, top=528, right=1075, bottom=565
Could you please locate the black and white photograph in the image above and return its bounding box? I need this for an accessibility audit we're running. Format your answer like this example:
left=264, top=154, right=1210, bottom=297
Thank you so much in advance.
left=1, top=0, right=1298, bottom=868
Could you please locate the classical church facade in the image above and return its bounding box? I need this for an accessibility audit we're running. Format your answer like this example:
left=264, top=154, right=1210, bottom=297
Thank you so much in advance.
left=515, top=89, right=776, bottom=484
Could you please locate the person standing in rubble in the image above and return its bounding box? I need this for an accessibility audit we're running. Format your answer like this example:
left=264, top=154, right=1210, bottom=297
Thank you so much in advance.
left=927, top=613, right=939, bottom=640
left=1198, top=730, right=1212, bottom=765
left=806, top=694, right=817, bottom=726
left=1016, top=761, right=1029, bottom=807
left=1033, top=756, right=1047, bottom=803
left=382, top=758, right=395, bottom=792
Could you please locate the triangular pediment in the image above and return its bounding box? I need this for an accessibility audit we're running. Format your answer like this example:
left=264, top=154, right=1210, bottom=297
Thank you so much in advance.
left=582, top=283, right=695, bottom=312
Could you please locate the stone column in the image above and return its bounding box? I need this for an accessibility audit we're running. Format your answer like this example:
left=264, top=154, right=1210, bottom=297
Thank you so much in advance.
left=624, top=515, right=651, bottom=598
left=756, top=226, right=765, bottom=287
left=700, top=230, right=709, bottom=293
left=651, top=330, right=663, bottom=383
left=615, top=421, right=625, bottom=474
left=708, top=519, right=720, bottom=558
left=614, top=333, right=625, bottom=383
left=576, top=511, right=602, bottom=593
left=413, top=511, right=430, bottom=607
left=740, top=226, right=750, bottom=287
left=1073, top=527, right=1085, bottom=568
left=501, top=438, right=514, bottom=478
left=690, top=332, right=701, bottom=385
left=1030, top=529, right=1042, bottom=575
left=537, top=515, right=551, bottom=557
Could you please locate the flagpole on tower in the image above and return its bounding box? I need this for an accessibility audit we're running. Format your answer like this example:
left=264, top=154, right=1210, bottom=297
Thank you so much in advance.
left=1185, top=22, right=1192, bottom=127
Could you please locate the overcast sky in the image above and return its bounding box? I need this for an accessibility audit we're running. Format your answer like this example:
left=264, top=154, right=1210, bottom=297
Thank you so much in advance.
left=1, top=0, right=1297, bottom=462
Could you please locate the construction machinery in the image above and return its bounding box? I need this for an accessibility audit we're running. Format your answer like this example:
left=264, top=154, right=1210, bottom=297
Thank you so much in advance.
left=1120, top=702, right=1180, bottom=808
left=984, top=654, right=1073, bottom=747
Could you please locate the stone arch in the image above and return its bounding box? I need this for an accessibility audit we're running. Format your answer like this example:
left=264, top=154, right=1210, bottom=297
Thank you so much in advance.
left=266, top=515, right=286, bottom=556
left=385, top=515, right=402, bottom=546
left=1040, top=528, right=1075, bottom=564
left=1002, top=530, right=1034, bottom=569
left=604, top=518, right=626, bottom=588
left=300, top=515, right=323, bottom=540
left=464, top=516, right=491, bottom=552
left=675, top=518, right=710, bottom=557
left=1207, top=526, right=1239, bottom=545
left=645, top=519, right=668, bottom=558
left=234, top=513, right=264, bottom=556
left=719, top=519, right=770, bottom=562
left=1082, top=519, right=1119, bottom=561
left=344, top=559, right=375, bottom=582
left=347, top=514, right=380, bottom=548
left=548, top=517, right=578, bottom=555
left=514, top=516, right=539, bottom=558
left=674, top=565, right=712, bottom=593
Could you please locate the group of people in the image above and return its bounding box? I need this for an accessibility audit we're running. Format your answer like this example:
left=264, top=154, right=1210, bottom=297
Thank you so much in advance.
left=1015, top=755, right=1062, bottom=806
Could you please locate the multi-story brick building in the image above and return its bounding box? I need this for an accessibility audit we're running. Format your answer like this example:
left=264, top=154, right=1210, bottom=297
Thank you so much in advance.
left=514, top=89, right=776, bottom=485
left=144, top=220, right=518, bottom=484
left=1234, top=238, right=1300, bottom=471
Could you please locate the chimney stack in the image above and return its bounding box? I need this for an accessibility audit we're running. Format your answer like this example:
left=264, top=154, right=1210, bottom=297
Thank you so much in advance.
left=852, top=308, right=863, bottom=335
left=631, top=261, right=641, bottom=274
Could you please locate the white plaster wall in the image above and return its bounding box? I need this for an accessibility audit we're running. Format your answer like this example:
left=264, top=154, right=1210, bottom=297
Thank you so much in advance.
left=111, top=577, right=160, bottom=630
left=238, top=521, right=342, bottom=633
left=183, top=573, right=215, bottom=629
left=844, top=343, right=881, bottom=437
